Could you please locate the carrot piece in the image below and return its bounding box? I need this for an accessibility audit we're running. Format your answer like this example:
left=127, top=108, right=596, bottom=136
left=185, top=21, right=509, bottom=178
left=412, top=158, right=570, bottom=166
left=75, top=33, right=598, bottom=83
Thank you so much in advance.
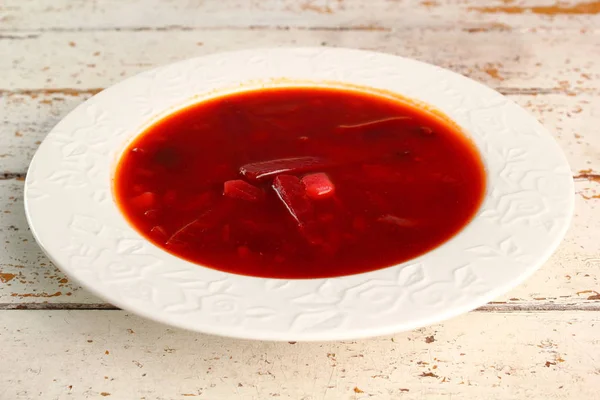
left=130, top=192, right=157, bottom=210
left=132, top=184, right=145, bottom=194
left=378, top=214, right=419, bottom=228
left=223, top=180, right=264, bottom=202
left=240, top=156, right=331, bottom=182
left=237, top=245, right=251, bottom=258
left=301, top=173, right=335, bottom=199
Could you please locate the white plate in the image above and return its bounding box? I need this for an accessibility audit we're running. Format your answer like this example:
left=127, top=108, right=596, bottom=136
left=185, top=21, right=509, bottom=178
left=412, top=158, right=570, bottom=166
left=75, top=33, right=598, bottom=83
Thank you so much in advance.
left=25, top=48, right=574, bottom=341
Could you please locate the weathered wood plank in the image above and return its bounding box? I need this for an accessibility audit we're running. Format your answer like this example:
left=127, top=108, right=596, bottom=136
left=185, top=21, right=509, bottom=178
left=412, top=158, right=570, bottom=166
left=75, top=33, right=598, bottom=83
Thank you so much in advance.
left=1, top=28, right=599, bottom=172
left=0, top=310, right=598, bottom=399
left=0, top=170, right=598, bottom=306
left=0, top=178, right=104, bottom=304
left=2, top=0, right=599, bottom=31
left=2, top=30, right=599, bottom=91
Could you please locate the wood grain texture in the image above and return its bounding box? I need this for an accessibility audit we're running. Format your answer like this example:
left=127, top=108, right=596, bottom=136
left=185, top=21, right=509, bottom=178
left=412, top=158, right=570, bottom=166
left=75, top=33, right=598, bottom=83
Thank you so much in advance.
left=2, top=30, right=599, bottom=92
left=0, top=310, right=599, bottom=399
left=2, top=0, right=600, bottom=31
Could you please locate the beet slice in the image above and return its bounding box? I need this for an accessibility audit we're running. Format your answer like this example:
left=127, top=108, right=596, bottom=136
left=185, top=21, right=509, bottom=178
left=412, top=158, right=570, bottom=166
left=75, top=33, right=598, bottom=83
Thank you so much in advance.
left=272, top=175, right=334, bottom=249
left=223, top=179, right=264, bottom=202
left=240, top=156, right=331, bottom=182
left=272, top=175, right=314, bottom=226
left=301, top=172, right=335, bottom=199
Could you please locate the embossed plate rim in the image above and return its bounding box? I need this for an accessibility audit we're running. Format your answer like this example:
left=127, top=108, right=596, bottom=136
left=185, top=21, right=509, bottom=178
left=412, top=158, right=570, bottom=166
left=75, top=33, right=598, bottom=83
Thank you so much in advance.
left=24, top=47, right=574, bottom=341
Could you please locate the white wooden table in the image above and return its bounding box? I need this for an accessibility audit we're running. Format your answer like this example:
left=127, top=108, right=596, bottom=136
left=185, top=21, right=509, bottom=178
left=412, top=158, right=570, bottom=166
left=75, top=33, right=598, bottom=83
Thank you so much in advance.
left=1, top=1, right=599, bottom=399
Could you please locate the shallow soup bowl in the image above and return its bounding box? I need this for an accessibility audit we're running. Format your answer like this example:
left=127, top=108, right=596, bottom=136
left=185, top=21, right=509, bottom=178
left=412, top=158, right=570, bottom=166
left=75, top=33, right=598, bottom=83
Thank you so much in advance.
left=25, top=47, right=574, bottom=341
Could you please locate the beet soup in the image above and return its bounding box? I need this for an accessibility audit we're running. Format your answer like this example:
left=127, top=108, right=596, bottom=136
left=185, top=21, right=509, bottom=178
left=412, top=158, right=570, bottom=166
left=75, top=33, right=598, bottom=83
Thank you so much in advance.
left=114, top=87, right=486, bottom=278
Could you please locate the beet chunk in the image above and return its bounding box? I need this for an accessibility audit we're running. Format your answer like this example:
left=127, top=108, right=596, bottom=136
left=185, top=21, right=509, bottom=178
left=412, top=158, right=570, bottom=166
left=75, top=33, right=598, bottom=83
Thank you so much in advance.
left=223, top=180, right=264, bottom=202
left=240, top=156, right=331, bottom=182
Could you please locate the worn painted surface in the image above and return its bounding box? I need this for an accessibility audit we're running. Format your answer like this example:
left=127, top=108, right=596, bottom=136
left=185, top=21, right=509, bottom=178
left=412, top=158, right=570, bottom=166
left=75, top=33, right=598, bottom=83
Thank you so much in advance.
left=1, top=0, right=599, bottom=398
left=1, top=311, right=599, bottom=399
left=3, top=30, right=600, bottom=93
left=2, top=0, right=600, bottom=30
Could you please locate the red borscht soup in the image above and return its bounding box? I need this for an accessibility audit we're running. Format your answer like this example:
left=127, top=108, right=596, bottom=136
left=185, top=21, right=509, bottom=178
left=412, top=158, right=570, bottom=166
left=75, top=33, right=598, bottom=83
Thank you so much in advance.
left=114, top=87, right=485, bottom=278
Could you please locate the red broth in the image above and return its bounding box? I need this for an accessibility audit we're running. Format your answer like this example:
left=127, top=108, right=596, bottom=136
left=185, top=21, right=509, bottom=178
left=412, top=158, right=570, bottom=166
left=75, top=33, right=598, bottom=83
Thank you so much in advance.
left=114, top=87, right=486, bottom=278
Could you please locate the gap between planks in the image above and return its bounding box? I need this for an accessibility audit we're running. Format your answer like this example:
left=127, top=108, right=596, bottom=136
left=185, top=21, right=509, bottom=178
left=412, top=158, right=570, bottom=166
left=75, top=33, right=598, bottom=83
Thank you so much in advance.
left=0, top=173, right=26, bottom=180
left=1, top=26, right=396, bottom=33
left=1, top=302, right=599, bottom=311
left=0, top=25, right=598, bottom=32
left=2, top=26, right=600, bottom=34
